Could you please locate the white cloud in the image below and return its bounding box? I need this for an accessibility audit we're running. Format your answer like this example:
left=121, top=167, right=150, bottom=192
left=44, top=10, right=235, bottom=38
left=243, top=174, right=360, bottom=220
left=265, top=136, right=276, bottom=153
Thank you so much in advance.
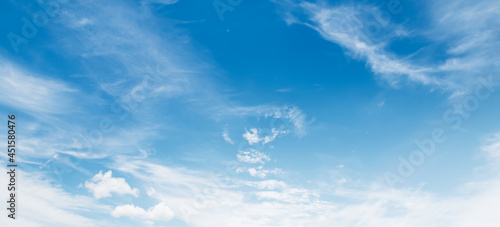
left=480, top=132, right=500, bottom=170
left=255, top=188, right=319, bottom=204
left=55, top=0, right=197, bottom=105
left=297, top=3, right=436, bottom=87
left=100, top=132, right=500, bottom=227
left=237, top=166, right=283, bottom=178
left=264, top=128, right=287, bottom=144
left=242, top=128, right=288, bottom=145
left=0, top=58, right=76, bottom=115
left=237, top=149, right=270, bottom=164
left=242, top=128, right=261, bottom=145
left=247, top=179, right=288, bottom=190
left=109, top=157, right=218, bottom=198
left=111, top=202, right=174, bottom=221
left=275, top=0, right=500, bottom=97
left=0, top=165, right=109, bottom=227
left=84, top=170, right=139, bottom=199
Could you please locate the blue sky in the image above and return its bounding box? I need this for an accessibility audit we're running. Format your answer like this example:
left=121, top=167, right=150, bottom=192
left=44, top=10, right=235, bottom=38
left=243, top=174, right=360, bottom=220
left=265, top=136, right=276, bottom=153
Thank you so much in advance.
left=1, top=0, right=500, bottom=226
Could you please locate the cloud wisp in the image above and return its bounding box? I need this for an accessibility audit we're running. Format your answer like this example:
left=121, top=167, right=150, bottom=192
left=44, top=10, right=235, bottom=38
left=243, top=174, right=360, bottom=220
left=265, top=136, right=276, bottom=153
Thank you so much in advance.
left=274, top=0, right=500, bottom=98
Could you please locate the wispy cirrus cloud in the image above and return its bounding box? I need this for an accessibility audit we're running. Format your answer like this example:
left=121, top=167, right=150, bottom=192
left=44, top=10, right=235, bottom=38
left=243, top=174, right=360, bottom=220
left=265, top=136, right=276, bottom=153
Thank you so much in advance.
left=222, top=127, right=234, bottom=144
left=274, top=0, right=500, bottom=98
left=0, top=58, right=77, bottom=115
left=275, top=1, right=437, bottom=86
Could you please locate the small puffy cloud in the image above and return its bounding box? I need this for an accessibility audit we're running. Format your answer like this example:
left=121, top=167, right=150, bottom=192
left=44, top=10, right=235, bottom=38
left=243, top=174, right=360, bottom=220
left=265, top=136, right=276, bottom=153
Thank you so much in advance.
left=237, top=149, right=270, bottom=164
left=242, top=128, right=288, bottom=145
left=111, top=202, right=174, bottom=221
left=243, top=128, right=261, bottom=145
left=84, top=170, right=139, bottom=199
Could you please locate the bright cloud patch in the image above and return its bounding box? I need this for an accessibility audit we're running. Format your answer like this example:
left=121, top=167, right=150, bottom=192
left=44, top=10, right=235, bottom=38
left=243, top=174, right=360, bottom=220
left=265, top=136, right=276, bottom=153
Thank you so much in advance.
left=237, top=149, right=270, bottom=164
left=111, top=202, right=174, bottom=221
left=242, top=128, right=261, bottom=145
left=247, top=179, right=288, bottom=190
left=0, top=58, right=76, bottom=114
left=84, top=170, right=139, bottom=199
left=237, top=166, right=283, bottom=178
left=0, top=166, right=105, bottom=227
left=242, top=128, right=288, bottom=145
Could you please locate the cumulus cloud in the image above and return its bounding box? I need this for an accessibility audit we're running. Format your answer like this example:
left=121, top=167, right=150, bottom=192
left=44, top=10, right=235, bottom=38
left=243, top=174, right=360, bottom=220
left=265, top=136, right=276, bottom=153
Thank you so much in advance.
left=242, top=128, right=261, bottom=145
left=111, top=202, right=174, bottom=221
left=84, top=170, right=139, bottom=199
